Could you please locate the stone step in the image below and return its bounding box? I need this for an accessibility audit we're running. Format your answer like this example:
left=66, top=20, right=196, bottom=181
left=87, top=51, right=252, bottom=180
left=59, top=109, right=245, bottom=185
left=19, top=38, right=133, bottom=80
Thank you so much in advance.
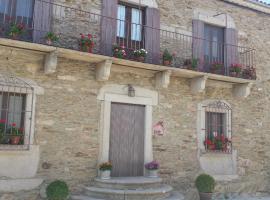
left=93, top=177, right=163, bottom=190
left=72, top=191, right=185, bottom=200
left=83, top=184, right=173, bottom=200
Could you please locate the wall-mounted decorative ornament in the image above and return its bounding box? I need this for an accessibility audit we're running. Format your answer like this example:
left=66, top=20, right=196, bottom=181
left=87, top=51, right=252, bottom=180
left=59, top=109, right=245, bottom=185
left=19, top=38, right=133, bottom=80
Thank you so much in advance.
left=153, top=121, right=165, bottom=136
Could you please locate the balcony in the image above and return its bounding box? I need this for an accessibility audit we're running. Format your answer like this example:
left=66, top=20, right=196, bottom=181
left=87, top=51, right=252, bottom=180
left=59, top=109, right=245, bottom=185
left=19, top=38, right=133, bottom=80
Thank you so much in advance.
left=0, top=0, right=255, bottom=97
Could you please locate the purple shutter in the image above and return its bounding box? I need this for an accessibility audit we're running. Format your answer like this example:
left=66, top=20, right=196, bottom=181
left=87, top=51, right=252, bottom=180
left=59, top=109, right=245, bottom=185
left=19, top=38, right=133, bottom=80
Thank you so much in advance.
left=33, top=0, right=52, bottom=43
left=100, top=0, right=118, bottom=56
left=225, top=28, right=238, bottom=75
left=145, top=7, right=160, bottom=65
left=192, top=20, right=204, bottom=71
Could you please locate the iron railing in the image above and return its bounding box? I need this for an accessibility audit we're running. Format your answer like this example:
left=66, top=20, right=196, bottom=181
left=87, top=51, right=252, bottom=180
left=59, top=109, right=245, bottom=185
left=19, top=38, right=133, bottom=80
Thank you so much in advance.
left=0, top=0, right=256, bottom=79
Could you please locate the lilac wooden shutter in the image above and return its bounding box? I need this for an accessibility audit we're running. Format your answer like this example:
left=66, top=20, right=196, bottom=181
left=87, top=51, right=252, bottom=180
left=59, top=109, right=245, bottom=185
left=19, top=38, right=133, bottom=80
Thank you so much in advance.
left=100, top=0, right=118, bottom=56
left=192, top=20, right=204, bottom=71
left=145, top=7, right=160, bottom=65
left=33, top=0, right=52, bottom=43
left=225, top=28, right=238, bottom=75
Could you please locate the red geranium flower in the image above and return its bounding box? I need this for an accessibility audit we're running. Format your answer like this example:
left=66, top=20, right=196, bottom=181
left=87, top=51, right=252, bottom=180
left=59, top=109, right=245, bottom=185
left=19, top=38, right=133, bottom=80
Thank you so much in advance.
left=11, top=123, right=16, bottom=127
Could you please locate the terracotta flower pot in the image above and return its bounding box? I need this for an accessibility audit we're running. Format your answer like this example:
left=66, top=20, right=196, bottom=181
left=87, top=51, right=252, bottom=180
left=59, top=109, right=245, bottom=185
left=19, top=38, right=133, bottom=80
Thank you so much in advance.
left=199, top=192, right=213, bottom=200
left=163, top=60, right=171, bottom=66
left=10, top=136, right=21, bottom=145
left=135, top=56, right=145, bottom=62
left=80, top=45, right=93, bottom=53
left=46, top=39, right=52, bottom=45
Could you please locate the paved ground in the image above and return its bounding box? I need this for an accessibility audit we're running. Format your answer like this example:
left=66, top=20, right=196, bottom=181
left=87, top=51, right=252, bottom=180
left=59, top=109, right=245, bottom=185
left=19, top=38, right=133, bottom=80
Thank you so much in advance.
left=214, top=194, right=270, bottom=200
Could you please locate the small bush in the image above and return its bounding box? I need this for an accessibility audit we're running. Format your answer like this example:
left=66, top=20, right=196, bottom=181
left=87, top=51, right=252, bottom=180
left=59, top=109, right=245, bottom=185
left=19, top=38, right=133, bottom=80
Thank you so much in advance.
left=46, top=180, right=69, bottom=200
left=195, top=174, right=215, bottom=193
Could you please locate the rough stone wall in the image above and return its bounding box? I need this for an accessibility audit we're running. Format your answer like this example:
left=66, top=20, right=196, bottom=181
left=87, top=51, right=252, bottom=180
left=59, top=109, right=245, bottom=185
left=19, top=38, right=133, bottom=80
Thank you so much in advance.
left=0, top=0, right=270, bottom=198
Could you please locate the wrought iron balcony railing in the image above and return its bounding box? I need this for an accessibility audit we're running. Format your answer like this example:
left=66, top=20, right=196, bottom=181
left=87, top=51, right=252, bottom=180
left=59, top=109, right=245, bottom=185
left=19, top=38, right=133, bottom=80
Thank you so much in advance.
left=0, top=0, right=256, bottom=80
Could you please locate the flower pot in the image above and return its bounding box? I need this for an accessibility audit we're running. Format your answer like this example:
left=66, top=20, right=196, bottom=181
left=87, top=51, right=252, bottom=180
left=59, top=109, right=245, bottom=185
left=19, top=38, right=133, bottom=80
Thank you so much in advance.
left=146, top=169, right=158, bottom=178
left=80, top=45, right=93, bottom=53
left=163, top=60, right=171, bottom=66
left=199, top=192, right=213, bottom=200
left=100, top=170, right=111, bottom=180
left=10, top=136, right=21, bottom=145
left=135, top=56, right=145, bottom=62
left=46, top=39, right=52, bottom=45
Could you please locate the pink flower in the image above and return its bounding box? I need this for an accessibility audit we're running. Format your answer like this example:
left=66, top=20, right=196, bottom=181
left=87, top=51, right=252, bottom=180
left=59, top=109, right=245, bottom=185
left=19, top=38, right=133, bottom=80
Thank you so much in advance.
left=11, top=123, right=16, bottom=127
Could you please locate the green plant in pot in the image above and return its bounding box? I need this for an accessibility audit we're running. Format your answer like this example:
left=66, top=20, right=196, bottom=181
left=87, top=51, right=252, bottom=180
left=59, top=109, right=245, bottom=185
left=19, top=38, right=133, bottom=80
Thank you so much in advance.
left=99, top=162, right=112, bottom=180
left=46, top=180, right=69, bottom=200
left=162, top=49, right=173, bottom=66
left=195, top=174, right=215, bottom=200
left=45, top=32, right=59, bottom=45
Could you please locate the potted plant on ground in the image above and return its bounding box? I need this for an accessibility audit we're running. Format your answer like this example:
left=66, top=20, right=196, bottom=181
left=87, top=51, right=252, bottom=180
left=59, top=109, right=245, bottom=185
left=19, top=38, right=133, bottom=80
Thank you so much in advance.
left=8, top=23, right=25, bottom=39
left=210, top=62, right=224, bottom=75
left=145, top=160, right=159, bottom=178
left=79, top=33, right=95, bottom=53
left=99, top=162, right=112, bottom=180
left=112, top=44, right=127, bottom=59
left=9, top=123, right=23, bottom=145
left=195, top=174, right=215, bottom=200
left=230, top=63, right=242, bottom=77
left=46, top=180, right=69, bottom=200
left=45, top=32, right=59, bottom=45
left=133, top=49, right=148, bottom=62
left=162, top=49, right=173, bottom=66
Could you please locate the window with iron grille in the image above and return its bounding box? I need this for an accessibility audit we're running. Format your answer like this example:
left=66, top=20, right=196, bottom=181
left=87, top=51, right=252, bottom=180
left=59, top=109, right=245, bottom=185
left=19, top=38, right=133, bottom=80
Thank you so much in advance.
left=0, top=74, right=35, bottom=150
left=201, top=100, right=232, bottom=153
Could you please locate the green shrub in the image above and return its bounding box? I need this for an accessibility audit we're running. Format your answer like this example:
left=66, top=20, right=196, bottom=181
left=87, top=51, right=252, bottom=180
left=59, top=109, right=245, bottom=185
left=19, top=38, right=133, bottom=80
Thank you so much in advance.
left=195, top=174, right=215, bottom=193
left=46, top=180, right=69, bottom=200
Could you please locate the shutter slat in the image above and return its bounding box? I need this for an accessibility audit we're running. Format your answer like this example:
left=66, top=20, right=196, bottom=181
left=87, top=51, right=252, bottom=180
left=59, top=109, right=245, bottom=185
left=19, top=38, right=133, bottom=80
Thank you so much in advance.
left=100, top=0, right=118, bottom=56
left=192, top=20, right=204, bottom=71
left=33, top=0, right=52, bottom=43
left=145, top=7, right=160, bottom=65
left=225, top=28, right=238, bottom=74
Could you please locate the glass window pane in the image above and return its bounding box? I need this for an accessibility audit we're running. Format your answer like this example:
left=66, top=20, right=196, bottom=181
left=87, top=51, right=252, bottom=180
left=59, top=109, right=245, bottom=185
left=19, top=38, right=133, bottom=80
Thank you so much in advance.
left=117, top=5, right=126, bottom=38
left=131, top=8, right=142, bottom=41
left=0, top=0, right=9, bottom=14
left=16, top=0, right=34, bottom=18
left=8, top=95, right=24, bottom=129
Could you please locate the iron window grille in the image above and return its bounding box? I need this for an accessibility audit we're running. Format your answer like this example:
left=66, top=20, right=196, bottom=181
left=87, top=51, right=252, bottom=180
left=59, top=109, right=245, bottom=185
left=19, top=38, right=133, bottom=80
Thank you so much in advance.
left=0, top=74, right=34, bottom=150
left=203, top=100, right=232, bottom=154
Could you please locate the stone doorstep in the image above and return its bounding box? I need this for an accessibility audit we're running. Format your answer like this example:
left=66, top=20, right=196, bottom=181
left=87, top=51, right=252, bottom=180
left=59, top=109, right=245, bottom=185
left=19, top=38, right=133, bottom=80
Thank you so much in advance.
left=83, top=185, right=172, bottom=200
left=0, top=178, right=43, bottom=192
left=93, top=177, right=163, bottom=189
left=214, top=175, right=239, bottom=181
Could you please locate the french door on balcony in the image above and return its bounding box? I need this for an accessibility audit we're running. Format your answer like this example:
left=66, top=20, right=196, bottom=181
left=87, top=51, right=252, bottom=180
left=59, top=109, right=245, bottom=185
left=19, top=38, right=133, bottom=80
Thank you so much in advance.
left=116, top=2, right=145, bottom=54
left=204, top=24, right=225, bottom=72
left=0, top=0, right=34, bottom=39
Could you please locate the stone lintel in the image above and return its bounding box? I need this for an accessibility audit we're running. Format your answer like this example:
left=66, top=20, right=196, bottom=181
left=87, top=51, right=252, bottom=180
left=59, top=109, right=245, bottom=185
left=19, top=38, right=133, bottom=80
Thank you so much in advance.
left=155, top=70, right=171, bottom=89
left=190, top=76, right=208, bottom=93
left=96, top=59, right=112, bottom=81
left=44, top=51, right=58, bottom=74
left=233, top=83, right=253, bottom=98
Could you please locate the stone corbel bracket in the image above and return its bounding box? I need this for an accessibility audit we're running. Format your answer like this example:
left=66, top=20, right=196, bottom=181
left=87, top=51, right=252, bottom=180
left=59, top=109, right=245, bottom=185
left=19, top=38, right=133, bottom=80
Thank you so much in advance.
left=96, top=59, right=112, bottom=81
left=190, top=76, right=208, bottom=94
left=155, top=70, right=171, bottom=89
left=44, top=51, right=58, bottom=74
left=233, top=82, right=253, bottom=98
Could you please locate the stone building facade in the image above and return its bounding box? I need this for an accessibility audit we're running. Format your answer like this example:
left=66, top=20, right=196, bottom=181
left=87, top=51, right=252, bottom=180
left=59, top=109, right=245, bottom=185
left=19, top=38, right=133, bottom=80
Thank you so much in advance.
left=0, top=0, right=269, bottom=199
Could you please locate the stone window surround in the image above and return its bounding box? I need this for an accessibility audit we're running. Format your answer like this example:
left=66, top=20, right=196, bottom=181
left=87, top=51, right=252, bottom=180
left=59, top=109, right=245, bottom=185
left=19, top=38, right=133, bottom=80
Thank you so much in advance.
left=193, top=8, right=236, bottom=29
left=0, top=77, right=44, bottom=151
left=120, top=0, right=158, bottom=8
left=97, top=84, right=158, bottom=173
left=197, top=99, right=232, bottom=152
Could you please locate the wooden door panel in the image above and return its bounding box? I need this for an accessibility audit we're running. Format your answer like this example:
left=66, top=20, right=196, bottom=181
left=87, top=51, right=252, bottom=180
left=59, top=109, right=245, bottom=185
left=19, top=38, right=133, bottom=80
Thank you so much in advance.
left=109, top=103, right=145, bottom=177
